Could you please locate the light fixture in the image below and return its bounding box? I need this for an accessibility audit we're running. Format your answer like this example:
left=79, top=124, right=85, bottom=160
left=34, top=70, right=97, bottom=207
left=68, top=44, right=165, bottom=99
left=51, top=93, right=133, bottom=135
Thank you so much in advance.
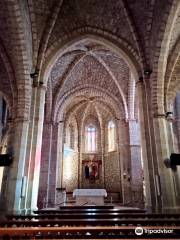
left=30, top=69, right=39, bottom=79
left=144, top=69, right=152, bottom=76
left=165, top=112, right=174, bottom=121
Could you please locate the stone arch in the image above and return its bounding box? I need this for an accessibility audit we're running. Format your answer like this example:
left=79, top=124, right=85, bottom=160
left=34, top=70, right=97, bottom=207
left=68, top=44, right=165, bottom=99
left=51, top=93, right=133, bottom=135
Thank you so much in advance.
left=164, top=37, right=180, bottom=110
left=152, top=0, right=180, bottom=114
left=35, top=1, right=63, bottom=75
left=54, top=85, right=125, bottom=122
left=41, top=28, right=142, bottom=87
left=0, top=40, right=17, bottom=98
left=4, top=0, right=32, bottom=119
left=52, top=51, right=128, bottom=119
left=0, top=41, right=17, bottom=118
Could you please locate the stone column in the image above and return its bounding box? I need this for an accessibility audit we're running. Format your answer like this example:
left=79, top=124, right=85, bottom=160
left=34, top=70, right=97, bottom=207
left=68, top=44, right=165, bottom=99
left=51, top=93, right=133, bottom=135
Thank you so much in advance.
left=174, top=92, right=180, bottom=151
left=166, top=117, right=180, bottom=207
left=172, top=93, right=180, bottom=205
left=56, top=121, right=65, bottom=203
left=117, top=119, right=131, bottom=205
left=79, top=125, right=83, bottom=188
left=24, top=85, right=46, bottom=212
left=101, top=125, right=105, bottom=187
left=0, top=118, right=29, bottom=214
left=0, top=96, right=3, bottom=139
left=56, top=121, right=64, bottom=189
left=38, top=122, right=52, bottom=208
left=38, top=122, right=59, bottom=208
left=128, top=119, right=144, bottom=208
left=0, top=96, right=5, bottom=193
left=153, top=115, right=176, bottom=212
left=49, top=123, right=59, bottom=205
left=136, top=79, right=160, bottom=212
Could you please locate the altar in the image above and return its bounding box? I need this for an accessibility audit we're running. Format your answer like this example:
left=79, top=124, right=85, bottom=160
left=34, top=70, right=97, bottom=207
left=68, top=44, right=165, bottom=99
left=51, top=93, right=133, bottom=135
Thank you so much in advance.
left=73, top=189, right=107, bottom=205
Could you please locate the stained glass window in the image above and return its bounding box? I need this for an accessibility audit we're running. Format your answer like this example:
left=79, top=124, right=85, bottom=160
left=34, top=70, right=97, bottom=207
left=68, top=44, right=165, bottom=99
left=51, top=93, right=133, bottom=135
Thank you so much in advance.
left=86, top=125, right=96, bottom=152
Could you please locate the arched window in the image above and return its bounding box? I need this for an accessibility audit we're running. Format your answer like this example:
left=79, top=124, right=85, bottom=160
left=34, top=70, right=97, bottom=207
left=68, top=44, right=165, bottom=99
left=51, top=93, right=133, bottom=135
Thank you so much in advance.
left=86, top=125, right=96, bottom=152
left=108, top=121, right=115, bottom=152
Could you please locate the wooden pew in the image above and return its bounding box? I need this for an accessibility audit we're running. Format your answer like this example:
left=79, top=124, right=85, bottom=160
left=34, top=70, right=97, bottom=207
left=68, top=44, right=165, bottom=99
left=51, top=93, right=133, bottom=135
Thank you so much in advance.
left=1, top=205, right=180, bottom=239
left=34, top=208, right=146, bottom=214
left=1, top=218, right=180, bottom=227
left=0, top=226, right=180, bottom=239
left=6, top=212, right=180, bottom=220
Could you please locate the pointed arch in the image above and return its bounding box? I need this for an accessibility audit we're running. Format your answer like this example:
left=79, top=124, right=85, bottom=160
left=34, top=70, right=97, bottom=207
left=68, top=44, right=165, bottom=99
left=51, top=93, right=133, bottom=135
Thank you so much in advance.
left=41, top=28, right=142, bottom=88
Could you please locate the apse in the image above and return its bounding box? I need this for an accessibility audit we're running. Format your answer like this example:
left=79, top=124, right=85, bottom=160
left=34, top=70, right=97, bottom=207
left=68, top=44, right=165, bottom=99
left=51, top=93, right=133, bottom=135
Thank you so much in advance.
left=37, top=37, right=144, bottom=208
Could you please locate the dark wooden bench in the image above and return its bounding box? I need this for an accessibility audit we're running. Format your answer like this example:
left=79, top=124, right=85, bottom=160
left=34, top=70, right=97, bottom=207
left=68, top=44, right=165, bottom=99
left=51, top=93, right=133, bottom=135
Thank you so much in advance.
left=6, top=213, right=180, bottom=220
left=0, top=226, right=180, bottom=239
left=34, top=208, right=146, bottom=214
left=1, top=218, right=180, bottom=227
left=1, top=205, right=180, bottom=239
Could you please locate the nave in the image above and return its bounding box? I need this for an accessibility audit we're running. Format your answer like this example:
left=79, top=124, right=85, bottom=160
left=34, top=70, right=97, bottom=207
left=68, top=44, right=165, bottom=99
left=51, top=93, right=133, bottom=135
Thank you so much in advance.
left=0, top=1, right=180, bottom=237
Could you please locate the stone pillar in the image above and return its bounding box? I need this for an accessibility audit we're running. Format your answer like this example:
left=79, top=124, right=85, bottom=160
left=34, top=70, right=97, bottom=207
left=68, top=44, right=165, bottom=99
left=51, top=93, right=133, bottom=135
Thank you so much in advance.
left=0, top=118, right=29, bottom=214
left=136, top=79, right=160, bottom=212
left=0, top=96, right=3, bottom=139
left=0, top=96, right=5, bottom=193
left=166, top=117, right=180, bottom=208
left=38, top=122, right=52, bottom=208
left=101, top=125, right=105, bottom=187
left=49, top=123, right=59, bottom=205
left=38, top=122, right=59, bottom=208
left=153, top=115, right=176, bottom=212
left=118, top=119, right=131, bottom=205
left=24, top=85, right=46, bottom=212
left=174, top=92, right=180, bottom=151
left=128, top=119, right=144, bottom=208
left=172, top=93, right=180, bottom=206
left=56, top=121, right=64, bottom=190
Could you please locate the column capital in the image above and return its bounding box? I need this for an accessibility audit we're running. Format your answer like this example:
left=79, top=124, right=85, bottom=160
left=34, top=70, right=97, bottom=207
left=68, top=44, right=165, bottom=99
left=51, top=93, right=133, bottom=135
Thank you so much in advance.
left=153, top=113, right=166, bottom=119
left=136, top=77, right=144, bottom=85
left=32, top=82, right=47, bottom=92
left=38, top=84, right=47, bottom=92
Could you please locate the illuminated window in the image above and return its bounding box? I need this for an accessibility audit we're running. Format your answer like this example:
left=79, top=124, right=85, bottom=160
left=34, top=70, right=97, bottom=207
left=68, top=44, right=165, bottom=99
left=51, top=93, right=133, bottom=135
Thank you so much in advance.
left=108, top=121, right=115, bottom=152
left=86, top=125, right=96, bottom=152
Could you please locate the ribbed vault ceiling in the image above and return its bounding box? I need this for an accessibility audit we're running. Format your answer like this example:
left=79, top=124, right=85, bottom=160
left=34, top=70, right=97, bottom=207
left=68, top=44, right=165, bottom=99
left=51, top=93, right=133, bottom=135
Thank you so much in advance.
left=49, top=39, right=131, bottom=121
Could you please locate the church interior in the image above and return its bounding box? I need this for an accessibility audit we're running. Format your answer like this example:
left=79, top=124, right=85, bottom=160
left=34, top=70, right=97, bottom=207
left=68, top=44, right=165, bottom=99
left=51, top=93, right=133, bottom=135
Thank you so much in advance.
left=0, top=0, right=180, bottom=238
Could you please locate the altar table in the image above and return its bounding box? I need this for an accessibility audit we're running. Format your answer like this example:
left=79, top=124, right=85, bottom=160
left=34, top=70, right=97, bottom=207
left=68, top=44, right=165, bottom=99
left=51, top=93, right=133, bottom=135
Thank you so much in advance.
left=73, top=189, right=107, bottom=205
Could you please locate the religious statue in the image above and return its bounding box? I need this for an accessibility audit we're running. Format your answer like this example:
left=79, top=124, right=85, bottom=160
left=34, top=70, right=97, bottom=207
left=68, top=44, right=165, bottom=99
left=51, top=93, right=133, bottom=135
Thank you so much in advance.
left=83, top=155, right=101, bottom=182
left=85, top=163, right=90, bottom=179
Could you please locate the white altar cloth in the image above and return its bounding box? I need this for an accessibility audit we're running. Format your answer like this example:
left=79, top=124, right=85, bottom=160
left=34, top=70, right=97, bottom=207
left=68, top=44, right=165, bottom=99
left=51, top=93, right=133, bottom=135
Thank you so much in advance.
left=73, top=189, right=107, bottom=205
left=73, top=189, right=107, bottom=197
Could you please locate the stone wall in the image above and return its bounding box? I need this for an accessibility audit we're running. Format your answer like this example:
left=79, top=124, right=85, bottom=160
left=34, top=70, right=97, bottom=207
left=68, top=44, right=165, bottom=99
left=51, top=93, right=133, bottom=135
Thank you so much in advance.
left=62, top=146, right=79, bottom=192
left=104, top=151, right=122, bottom=201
